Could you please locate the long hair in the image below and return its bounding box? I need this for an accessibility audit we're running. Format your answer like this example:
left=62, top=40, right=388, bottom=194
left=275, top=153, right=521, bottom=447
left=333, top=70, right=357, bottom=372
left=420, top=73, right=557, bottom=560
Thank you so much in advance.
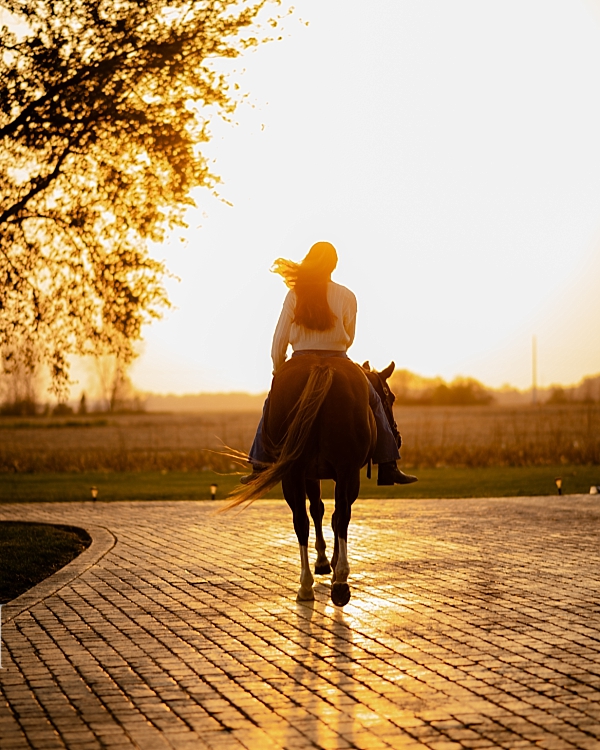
left=271, top=241, right=338, bottom=331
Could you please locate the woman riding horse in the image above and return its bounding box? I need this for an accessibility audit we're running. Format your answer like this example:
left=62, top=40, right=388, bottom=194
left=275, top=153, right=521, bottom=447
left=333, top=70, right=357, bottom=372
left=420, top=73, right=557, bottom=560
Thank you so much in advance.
left=242, top=241, right=417, bottom=486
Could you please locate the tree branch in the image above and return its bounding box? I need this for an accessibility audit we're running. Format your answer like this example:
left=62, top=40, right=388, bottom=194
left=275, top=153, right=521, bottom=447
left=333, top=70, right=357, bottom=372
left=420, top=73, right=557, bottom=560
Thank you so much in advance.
left=0, top=139, right=75, bottom=225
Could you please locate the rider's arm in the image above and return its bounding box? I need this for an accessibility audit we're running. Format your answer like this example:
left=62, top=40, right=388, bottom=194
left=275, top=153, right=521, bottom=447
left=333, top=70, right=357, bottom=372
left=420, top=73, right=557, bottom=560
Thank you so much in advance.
left=271, top=291, right=295, bottom=373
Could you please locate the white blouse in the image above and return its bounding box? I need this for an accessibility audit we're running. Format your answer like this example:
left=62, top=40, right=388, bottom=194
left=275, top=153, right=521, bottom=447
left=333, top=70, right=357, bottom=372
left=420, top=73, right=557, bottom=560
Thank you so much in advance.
left=271, top=281, right=357, bottom=372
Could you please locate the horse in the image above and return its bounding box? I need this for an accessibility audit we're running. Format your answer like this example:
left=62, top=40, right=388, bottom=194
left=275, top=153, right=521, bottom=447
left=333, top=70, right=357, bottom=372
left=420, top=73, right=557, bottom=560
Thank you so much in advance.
left=225, top=356, right=398, bottom=607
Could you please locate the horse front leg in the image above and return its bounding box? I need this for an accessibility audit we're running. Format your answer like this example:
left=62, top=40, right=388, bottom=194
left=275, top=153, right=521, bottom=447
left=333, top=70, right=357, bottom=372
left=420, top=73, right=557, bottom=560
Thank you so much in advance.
left=307, top=479, right=331, bottom=575
left=282, top=473, right=314, bottom=601
left=297, top=545, right=314, bottom=601
left=331, top=533, right=350, bottom=607
left=330, top=520, right=339, bottom=582
left=330, top=469, right=360, bottom=607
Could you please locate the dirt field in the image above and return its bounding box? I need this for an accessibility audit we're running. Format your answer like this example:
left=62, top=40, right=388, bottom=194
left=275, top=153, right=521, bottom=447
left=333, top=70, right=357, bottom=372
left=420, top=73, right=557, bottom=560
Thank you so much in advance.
left=398, top=403, right=600, bottom=466
left=0, top=412, right=259, bottom=472
left=0, top=404, right=599, bottom=472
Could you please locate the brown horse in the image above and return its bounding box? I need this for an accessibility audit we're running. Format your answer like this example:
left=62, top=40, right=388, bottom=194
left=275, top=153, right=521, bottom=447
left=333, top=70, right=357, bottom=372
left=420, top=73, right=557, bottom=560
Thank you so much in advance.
left=225, top=355, right=397, bottom=607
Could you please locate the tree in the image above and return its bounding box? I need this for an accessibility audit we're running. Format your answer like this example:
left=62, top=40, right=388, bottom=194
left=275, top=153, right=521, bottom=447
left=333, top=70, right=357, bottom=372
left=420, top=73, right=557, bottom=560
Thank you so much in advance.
left=78, top=391, right=87, bottom=414
left=94, top=352, right=138, bottom=412
left=428, top=379, right=494, bottom=406
left=546, top=387, right=568, bottom=405
left=0, top=0, right=283, bottom=396
left=0, top=343, right=41, bottom=414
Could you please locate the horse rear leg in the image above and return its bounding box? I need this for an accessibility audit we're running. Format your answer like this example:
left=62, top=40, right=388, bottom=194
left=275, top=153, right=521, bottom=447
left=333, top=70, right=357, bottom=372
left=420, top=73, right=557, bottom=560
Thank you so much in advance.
left=282, top=473, right=315, bottom=601
left=330, top=468, right=360, bottom=607
left=307, top=479, right=331, bottom=575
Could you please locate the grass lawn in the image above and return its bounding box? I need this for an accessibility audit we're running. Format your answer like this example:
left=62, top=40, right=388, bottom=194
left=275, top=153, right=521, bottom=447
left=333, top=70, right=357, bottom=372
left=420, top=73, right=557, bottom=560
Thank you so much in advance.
left=0, top=522, right=91, bottom=603
left=1, top=466, right=598, bottom=603
left=1, top=465, right=599, bottom=503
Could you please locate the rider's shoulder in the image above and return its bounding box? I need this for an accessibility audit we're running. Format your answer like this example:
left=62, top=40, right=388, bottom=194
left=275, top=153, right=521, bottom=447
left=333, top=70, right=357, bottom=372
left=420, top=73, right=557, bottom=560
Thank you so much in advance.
left=282, top=288, right=296, bottom=306
left=329, top=280, right=356, bottom=297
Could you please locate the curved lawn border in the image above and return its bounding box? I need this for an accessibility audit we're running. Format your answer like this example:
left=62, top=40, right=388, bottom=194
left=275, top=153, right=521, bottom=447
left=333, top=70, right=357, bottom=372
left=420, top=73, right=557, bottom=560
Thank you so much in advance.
left=3, top=523, right=116, bottom=624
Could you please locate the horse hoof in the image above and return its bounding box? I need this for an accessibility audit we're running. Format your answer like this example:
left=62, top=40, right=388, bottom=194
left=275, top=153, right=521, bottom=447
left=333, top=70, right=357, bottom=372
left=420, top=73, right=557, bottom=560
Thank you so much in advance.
left=314, top=562, right=332, bottom=575
left=296, top=588, right=315, bottom=602
left=331, top=582, right=351, bottom=607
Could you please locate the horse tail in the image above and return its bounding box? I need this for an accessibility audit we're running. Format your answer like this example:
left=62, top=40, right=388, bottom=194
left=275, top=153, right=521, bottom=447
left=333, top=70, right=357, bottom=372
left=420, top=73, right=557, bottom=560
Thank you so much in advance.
left=221, top=363, right=334, bottom=512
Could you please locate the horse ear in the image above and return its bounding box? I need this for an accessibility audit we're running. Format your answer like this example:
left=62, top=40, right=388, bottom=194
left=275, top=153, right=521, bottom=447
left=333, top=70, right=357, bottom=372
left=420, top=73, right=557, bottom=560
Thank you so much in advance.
left=362, top=361, right=371, bottom=371
left=380, top=361, right=395, bottom=380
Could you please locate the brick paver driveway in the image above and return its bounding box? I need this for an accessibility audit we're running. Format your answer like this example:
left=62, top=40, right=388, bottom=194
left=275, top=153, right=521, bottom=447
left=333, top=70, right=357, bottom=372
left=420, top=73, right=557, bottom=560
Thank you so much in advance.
left=1, top=496, right=600, bottom=749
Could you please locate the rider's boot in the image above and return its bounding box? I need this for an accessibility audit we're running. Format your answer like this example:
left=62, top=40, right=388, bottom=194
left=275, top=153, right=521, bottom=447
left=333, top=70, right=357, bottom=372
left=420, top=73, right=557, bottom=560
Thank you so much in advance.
left=377, top=461, right=418, bottom=486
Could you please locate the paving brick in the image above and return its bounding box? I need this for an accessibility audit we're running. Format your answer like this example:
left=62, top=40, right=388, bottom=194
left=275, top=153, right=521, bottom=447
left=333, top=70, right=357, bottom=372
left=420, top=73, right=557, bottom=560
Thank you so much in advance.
left=1, top=496, right=600, bottom=749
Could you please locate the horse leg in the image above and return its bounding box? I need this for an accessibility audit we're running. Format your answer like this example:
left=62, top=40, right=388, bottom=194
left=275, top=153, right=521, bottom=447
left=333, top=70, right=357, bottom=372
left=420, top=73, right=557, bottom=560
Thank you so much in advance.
left=330, top=469, right=360, bottom=607
left=282, top=473, right=314, bottom=601
left=307, top=479, right=331, bottom=575
left=330, top=514, right=339, bottom=582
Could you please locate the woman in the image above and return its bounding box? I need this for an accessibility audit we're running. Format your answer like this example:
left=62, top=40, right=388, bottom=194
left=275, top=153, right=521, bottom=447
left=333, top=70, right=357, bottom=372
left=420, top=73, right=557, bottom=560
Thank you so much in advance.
left=243, top=241, right=417, bottom=485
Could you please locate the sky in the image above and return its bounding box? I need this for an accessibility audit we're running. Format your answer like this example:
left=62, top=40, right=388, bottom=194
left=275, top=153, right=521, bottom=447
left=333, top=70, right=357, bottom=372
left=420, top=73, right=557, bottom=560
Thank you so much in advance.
left=126, top=0, right=600, bottom=396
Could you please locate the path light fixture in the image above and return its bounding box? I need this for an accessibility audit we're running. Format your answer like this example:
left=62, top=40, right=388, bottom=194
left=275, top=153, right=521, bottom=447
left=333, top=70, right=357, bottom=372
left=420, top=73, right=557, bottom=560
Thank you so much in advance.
left=555, top=477, right=562, bottom=495
left=90, top=486, right=98, bottom=501
left=210, top=483, right=218, bottom=501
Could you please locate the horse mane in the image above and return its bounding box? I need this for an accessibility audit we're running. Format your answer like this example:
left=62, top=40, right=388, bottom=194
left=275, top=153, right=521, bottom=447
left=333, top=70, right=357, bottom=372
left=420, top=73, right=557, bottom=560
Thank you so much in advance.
left=221, top=363, right=335, bottom=512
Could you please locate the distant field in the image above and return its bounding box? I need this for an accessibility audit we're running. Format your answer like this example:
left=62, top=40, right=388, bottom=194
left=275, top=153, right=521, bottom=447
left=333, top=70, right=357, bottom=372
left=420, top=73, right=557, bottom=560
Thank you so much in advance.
left=0, top=411, right=258, bottom=473
left=0, top=404, right=599, bottom=473
left=399, top=403, right=600, bottom=466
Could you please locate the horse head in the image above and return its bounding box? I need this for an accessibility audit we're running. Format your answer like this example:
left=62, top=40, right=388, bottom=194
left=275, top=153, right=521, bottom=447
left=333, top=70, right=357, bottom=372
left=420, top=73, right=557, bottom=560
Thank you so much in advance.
left=362, top=360, right=401, bottom=449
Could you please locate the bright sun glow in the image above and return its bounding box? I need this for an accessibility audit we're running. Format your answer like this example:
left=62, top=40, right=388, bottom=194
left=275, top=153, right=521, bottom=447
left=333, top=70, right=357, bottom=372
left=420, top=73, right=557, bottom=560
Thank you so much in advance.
left=128, top=0, right=600, bottom=395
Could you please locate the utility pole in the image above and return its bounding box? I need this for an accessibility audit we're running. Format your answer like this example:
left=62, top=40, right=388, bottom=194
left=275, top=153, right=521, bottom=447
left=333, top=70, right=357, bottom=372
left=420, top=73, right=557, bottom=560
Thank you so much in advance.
left=532, top=335, right=537, bottom=405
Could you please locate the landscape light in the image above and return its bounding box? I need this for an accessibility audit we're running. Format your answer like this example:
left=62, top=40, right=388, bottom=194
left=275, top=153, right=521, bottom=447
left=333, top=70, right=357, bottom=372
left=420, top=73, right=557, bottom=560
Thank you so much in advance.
left=90, top=486, right=98, bottom=501
left=555, top=477, right=562, bottom=495
left=210, top=483, right=218, bottom=500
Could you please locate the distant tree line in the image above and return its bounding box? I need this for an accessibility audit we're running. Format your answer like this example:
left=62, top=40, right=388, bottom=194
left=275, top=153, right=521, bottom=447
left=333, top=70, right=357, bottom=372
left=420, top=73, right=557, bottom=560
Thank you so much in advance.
left=389, top=369, right=600, bottom=407
left=390, top=372, right=494, bottom=406
left=414, top=380, right=494, bottom=406
left=546, top=375, right=600, bottom=405
left=0, top=352, right=144, bottom=416
left=2, top=365, right=600, bottom=416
